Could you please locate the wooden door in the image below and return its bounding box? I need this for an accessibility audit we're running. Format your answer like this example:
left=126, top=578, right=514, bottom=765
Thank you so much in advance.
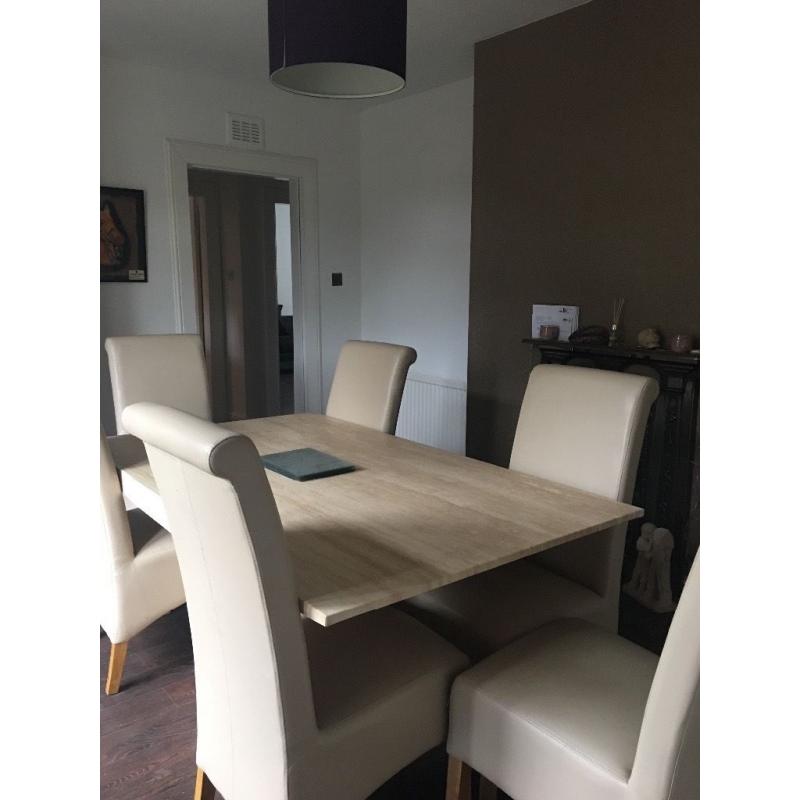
left=188, top=169, right=289, bottom=421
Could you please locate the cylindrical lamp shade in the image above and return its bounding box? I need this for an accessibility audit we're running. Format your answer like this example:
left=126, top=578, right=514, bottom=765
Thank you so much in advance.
left=269, top=0, right=407, bottom=99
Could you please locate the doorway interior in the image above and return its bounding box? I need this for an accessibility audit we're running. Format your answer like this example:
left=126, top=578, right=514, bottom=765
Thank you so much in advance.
left=188, top=167, right=295, bottom=421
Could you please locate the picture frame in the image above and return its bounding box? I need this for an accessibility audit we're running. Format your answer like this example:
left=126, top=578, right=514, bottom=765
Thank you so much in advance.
left=531, top=304, right=580, bottom=342
left=100, top=186, right=148, bottom=282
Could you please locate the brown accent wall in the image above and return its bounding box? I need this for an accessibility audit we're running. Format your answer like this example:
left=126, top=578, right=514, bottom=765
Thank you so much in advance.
left=467, top=0, right=699, bottom=466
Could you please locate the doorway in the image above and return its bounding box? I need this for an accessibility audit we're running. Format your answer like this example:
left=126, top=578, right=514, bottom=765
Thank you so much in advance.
left=166, top=141, right=323, bottom=413
left=188, top=168, right=294, bottom=421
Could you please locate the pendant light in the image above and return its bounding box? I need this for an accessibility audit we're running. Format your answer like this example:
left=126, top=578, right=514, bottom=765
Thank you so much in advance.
left=268, top=0, right=407, bottom=99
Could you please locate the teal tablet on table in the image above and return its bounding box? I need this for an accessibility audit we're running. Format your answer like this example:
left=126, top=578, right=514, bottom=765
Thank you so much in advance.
left=260, top=448, right=356, bottom=481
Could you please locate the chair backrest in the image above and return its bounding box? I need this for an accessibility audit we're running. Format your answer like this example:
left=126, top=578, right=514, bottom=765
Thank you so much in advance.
left=122, top=402, right=316, bottom=800
left=326, top=340, right=417, bottom=434
left=630, top=554, right=699, bottom=800
left=105, top=334, right=211, bottom=434
left=511, top=365, right=659, bottom=600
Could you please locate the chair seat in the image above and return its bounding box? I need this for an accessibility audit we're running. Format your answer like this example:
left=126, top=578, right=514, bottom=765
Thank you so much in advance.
left=403, top=558, right=608, bottom=660
left=113, top=510, right=185, bottom=642
left=449, top=619, right=658, bottom=800
left=128, top=510, right=182, bottom=582
left=128, top=509, right=167, bottom=554
left=295, top=607, right=469, bottom=800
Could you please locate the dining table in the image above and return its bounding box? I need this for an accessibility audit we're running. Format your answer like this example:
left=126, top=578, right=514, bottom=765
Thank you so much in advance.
left=120, top=413, right=643, bottom=627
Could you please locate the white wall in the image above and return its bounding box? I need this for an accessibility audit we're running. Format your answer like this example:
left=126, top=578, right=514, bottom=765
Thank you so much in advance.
left=101, top=57, right=361, bottom=431
left=100, top=59, right=474, bottom=444
left=359, top=78, right=474, bottom=387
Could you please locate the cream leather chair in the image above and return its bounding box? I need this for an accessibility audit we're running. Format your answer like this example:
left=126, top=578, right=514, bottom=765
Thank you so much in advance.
left=105, top=334, right=211, bottom=433
left=404, top=365, right=659, bottom=659
left=446, top=554, right=699, bottom=800
left=100, top=429, right=185, bottom=694
left=326, top=340, right=417, bottom=434
left=121, top=402, right=468, bottom=800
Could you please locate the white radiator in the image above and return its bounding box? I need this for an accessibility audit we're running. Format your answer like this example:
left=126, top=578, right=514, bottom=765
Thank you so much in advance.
left=396, top=373, right=467, bottom=454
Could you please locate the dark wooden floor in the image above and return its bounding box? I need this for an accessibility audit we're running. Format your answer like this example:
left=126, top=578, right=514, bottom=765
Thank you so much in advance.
left=101, top=608, right=198, bottom=800
left=100, top=607, right=453, bottom=800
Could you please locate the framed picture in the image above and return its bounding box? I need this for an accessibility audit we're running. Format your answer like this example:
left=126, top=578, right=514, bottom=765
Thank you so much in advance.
left=531, top=304, right=580, bottom=342
left=100, top=186, right=147, bottom=282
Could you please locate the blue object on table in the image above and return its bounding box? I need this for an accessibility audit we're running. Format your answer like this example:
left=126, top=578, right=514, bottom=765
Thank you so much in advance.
left=260, top=448, right=356, bottom=481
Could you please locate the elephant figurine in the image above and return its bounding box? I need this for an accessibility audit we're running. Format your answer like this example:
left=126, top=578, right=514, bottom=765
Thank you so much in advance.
left=649, top=527, right=676, bottom=612
left=624, top=523, right=676, bottom=613
left=623, top=522, right=656, bottom=600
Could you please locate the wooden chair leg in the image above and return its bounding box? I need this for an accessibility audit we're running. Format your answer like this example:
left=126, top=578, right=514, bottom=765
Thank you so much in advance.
left=104, top=641, right=128, bottom=695
left=478, top=775, right=498, bottom=800
left=193, top=768, right=215, bottom=800
left=446, top=755, right=473, bottom=800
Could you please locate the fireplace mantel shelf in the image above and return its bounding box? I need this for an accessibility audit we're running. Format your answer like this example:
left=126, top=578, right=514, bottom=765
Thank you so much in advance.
left=522, top=339, right=699, bottom=367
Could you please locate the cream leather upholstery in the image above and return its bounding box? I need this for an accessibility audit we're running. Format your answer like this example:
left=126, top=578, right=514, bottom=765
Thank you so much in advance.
left=100, top=429, right=184, bottom=645
left=448, top=555, right=700, bottom=800
left=326, top=340, right=417, bottom=434
left=105, top=334, right=211, bottom=434
left=122, top=402, right=467, bottom=800
left=405, top=365, right=659, bottom=658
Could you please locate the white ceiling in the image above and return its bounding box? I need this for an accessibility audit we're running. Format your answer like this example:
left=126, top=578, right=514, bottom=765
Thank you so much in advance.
left=101, top=0, right=589, bottom=99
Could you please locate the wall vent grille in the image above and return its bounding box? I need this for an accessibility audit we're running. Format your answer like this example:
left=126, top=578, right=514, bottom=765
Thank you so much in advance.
left=226, top=113, right=264, bottom=149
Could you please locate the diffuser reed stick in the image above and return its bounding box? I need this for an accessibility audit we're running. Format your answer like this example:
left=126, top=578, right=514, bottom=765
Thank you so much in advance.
left=609, top=297, right=625, bottom=346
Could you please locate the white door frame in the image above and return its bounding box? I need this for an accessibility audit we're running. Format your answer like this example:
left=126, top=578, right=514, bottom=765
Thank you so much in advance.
left=165, top=138, right=323, bottom=413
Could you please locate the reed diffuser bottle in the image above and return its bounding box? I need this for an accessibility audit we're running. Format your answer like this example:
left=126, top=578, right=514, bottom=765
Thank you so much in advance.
left=609, top=297, right=625, bottom=346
